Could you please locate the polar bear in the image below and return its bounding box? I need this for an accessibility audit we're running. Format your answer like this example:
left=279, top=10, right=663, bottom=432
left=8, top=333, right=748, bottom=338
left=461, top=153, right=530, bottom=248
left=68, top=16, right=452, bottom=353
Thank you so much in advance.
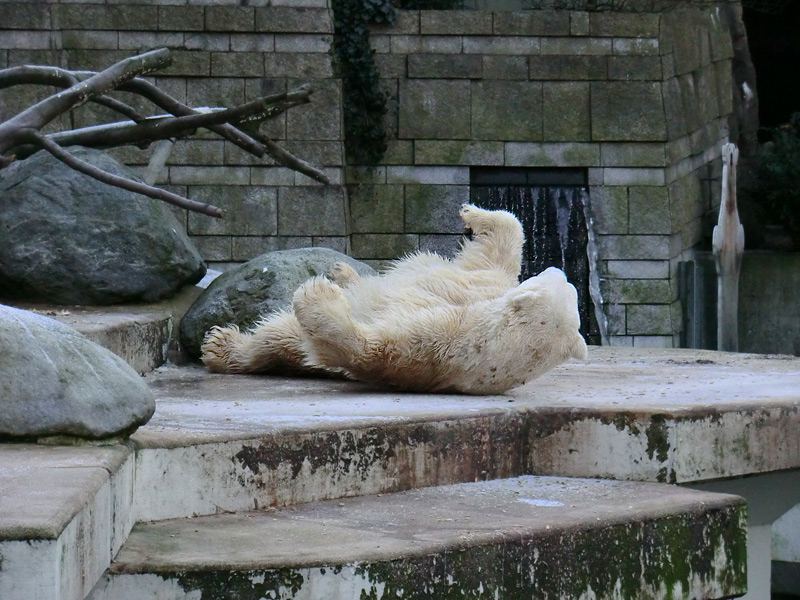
left=201, top=204, right=587, bottom=394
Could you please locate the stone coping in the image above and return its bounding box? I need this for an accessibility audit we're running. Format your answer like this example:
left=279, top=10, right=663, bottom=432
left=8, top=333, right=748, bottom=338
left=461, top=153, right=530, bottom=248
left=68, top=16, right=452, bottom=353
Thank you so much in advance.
left=132, top=347, right=800, bottom=483
left=0, top=445, right=131, bottom=540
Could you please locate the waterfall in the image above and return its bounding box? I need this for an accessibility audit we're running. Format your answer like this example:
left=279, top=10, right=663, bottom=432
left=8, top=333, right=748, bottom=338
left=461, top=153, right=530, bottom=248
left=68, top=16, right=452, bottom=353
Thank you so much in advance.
left=472, top=183, right=607, bottom=345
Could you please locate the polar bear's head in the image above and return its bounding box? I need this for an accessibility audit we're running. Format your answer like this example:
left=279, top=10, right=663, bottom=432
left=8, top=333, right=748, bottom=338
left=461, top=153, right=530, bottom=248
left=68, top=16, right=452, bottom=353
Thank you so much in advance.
left=508, top=267, right=587, bottom=363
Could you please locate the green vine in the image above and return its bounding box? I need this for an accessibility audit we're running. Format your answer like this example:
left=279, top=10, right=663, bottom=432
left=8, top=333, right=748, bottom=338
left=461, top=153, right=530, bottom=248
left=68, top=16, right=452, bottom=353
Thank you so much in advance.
left=331, top=0, right=396, bottom=165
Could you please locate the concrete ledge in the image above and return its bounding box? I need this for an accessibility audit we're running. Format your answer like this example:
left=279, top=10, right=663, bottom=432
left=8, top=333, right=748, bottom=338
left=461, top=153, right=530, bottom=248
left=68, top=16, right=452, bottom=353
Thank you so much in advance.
left=90, top=476, right=747, bottom=600
left=0, top=445, right=134, bottom=600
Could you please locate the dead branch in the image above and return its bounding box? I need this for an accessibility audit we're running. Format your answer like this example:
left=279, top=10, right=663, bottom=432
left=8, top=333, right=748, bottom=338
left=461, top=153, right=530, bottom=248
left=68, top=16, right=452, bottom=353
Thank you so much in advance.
left=0, top=48, right=332, bottom=218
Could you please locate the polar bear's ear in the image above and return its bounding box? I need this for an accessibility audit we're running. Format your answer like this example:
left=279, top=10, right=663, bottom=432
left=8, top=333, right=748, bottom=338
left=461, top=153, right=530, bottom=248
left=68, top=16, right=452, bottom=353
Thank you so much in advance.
left=509, top=289, right=543, bottom=311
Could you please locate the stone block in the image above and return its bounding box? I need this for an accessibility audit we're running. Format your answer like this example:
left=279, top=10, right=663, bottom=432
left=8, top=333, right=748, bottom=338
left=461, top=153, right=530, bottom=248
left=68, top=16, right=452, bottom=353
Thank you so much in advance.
left=421, top=11, right=491, bottom=35
left=0, top=3, right=49, bottom=29
left=492, top=11, right=569, bottom=36
left=374, top=54, right=406, bottom=78
left=529, top=56, right=607, bottom=81
left=589, top=186, right=628, bottom=235
left=210, top=52, right=263, bottom=77
left=709, top=24, right=734, bottom=62
left=415, top=141, right=503, bottom=166
left=187, top=186, right=277, bottom=236
left=607, top=56, right=662, bottom=81
left=168, top=140, right=225, bottom=166
left=505, top=142, right=598, bottom=168
left=540, top=37, right=612, bottom=56
left=349, top=185, right=404, bottom=233
left=603, top=168, right=665, bottom=186
left=169, top=166, right=251, bottom=186
left=277, top=187, right=346, bottom=236
left=204, top=6, right=254, bottom=32
left=404, top=185, right=470, bottom=233
left=161, top=50, right=211, bottom=77
left=591, top=82, right=667, bottom=142
left=380, top=141, right=414, bottom=165
left=231, top=236, right=312, bottom=261
left=228, top=33, right=273, bottom=52
left=471, top=81, right=542, bottom=141
left=248, top=166, right=294, bottom=186
left=612, top=38, right=659, bottom=57
left=0, top=31, right=52, bottom=50
left=629, top=186, right=671, bottom=235
left=408, top=54, right=482, bottom=79
left=543, top=82, right=591, bottom=141
left=159, top=6, right=204, bottom=32
left=570, top=12, right=590, bottom=36
left=264, top=53, right=333, bottom=78
left=597, top=235, right=670, bottom=261
left=590, top=13, right=659, bottom=38
left=255, top=8, right=332, bottom=33
left=66, top=29, right=119, bottom=52
left=370, top=11, right=419, bottom=35
left=274, top=34, right=332, bottom=53
left=463, top=36, right=540, bottom=55
left=346, top=166, right=387, bottom=184
left=186, top=77, right=244, bottom=108
left=351, top=234, right=419, bottom=260
left=600, top=143, right=666, bottom=168
left=309, top=236, right=346, bottom=253
left=600, top=278, right=674, bottom=304
left=118, top=32, right=184, bottom=51
left=482, top=56, right=528, bottom=80
left=664, top=14, right=702, bottom=77
left=605, top=260, right=669, bottom=280
left=282, top=142, right=343, bottom=166
left=668, top=174, right=702, bottom=230
left=419, top=234, right=463, bottom=258
left=192, top=236, right=232, bottom=262
left=661, top=77, right=689, bottom=140
left=399, top=80, right=471, bottom=140
left=391, top=35, right=463, bottom=55
left=53, top=5, right=158, bottom=30
left=714, top=60, right=734, bottom=117
left=286, top=78, right=341, bottom=141
left=632, top=335, right=675, bottom=348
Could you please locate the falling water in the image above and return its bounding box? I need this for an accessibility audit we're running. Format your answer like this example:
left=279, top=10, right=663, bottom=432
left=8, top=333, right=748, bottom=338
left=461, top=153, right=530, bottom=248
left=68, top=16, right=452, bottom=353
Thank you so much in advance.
left=471, top=184, right=607, bottom=345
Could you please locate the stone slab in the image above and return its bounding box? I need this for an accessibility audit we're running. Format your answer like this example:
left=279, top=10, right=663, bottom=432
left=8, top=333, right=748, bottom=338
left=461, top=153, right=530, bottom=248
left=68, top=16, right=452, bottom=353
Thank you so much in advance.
left=92, top=476, right=746, bottom=600
left=0, top=444, right=130, bottom=541
left=123, top=348, right=800, bottom=524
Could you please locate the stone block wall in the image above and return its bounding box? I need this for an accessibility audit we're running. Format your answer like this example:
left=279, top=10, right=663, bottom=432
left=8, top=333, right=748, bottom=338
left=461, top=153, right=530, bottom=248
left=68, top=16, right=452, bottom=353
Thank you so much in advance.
left=349, top=6, right=734, bottom=347
left=0, top=2, right=736, bottom=347
left=0, top=0, right=347, bottom=271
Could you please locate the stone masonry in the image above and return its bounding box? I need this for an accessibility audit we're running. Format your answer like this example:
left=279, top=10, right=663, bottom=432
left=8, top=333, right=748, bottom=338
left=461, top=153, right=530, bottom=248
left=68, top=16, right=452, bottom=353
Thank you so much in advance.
left=0, top=2, right=736, bottom=347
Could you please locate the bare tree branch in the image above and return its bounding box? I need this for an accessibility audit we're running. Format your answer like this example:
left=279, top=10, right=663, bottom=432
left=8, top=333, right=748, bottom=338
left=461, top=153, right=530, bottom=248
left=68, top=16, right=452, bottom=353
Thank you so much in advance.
left=14, top=128, right=224, bottom=218
left=0, top=49, right=170, bottom=152
left=0, top=48, right=333, bottom=216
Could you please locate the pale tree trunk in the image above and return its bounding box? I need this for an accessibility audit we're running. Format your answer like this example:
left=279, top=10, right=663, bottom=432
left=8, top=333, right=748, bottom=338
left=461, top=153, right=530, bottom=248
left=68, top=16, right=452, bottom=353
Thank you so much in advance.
left=712, top=143, right=745, bottom=352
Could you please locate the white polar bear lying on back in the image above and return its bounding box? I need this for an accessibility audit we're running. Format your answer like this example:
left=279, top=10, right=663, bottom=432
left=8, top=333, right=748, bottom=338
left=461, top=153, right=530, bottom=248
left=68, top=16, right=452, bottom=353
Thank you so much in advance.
left=201, top=204, right=587, bottom=394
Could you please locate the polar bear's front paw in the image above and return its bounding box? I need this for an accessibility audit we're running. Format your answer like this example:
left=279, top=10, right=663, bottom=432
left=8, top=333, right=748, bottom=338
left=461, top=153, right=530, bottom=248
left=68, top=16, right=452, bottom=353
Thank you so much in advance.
left=293, top=276, right=350, bottom=331
left=329, top=262, right=361, bottom=287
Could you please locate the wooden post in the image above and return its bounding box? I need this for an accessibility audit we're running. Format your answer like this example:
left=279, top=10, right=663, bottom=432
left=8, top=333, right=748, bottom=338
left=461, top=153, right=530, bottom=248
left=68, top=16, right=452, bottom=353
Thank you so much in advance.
left=712, top=143, right=745, bottom=352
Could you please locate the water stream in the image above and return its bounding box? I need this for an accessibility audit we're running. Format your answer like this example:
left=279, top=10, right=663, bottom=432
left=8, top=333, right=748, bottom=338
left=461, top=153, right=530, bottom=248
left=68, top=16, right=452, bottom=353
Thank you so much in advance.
left=471, top=184, right=607, bottom=345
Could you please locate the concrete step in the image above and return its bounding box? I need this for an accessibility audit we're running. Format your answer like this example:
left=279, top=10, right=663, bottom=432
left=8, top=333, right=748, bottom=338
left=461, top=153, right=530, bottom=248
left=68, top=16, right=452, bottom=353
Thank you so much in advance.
left=88, top=475, right=747, bottom=600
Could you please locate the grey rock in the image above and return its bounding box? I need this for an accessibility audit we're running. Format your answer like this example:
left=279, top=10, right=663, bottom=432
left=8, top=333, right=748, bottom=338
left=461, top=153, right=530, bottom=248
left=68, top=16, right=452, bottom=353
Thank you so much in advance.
left=0, top=304, right=155, bottom=440
left=0, top=147, right=206, bottom=305
left=180, top=248, right=375, bottom=358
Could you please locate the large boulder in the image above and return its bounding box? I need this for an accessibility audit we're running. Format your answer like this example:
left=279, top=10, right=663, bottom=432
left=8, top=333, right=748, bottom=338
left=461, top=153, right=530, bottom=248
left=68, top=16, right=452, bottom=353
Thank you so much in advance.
left=0, top=147, right=206, bottom=305
left=0, top=304, right=155, bottom=440
left=180, top=248, right=375, bottom=358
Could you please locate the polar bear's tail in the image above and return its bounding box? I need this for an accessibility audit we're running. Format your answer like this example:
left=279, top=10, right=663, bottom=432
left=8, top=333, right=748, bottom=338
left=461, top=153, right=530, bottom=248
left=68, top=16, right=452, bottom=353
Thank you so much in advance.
left=201, top=309, right=309, bottom=374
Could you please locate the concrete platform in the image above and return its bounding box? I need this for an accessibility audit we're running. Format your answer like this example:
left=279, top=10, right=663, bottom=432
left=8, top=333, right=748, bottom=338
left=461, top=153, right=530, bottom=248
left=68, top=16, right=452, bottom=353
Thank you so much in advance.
left=2, top=346, right=800, bottom=599
left=88, top=476, right=747, bottom=600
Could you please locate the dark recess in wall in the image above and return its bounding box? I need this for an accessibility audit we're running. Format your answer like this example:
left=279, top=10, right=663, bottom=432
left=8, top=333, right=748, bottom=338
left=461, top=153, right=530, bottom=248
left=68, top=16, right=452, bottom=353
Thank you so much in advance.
left=743, top=3, right=800, bottom=132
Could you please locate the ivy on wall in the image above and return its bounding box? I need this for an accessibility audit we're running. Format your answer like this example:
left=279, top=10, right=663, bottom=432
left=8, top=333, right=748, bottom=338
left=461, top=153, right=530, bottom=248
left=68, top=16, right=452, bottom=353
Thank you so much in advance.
left=331, top=0, right=396, bottom=165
